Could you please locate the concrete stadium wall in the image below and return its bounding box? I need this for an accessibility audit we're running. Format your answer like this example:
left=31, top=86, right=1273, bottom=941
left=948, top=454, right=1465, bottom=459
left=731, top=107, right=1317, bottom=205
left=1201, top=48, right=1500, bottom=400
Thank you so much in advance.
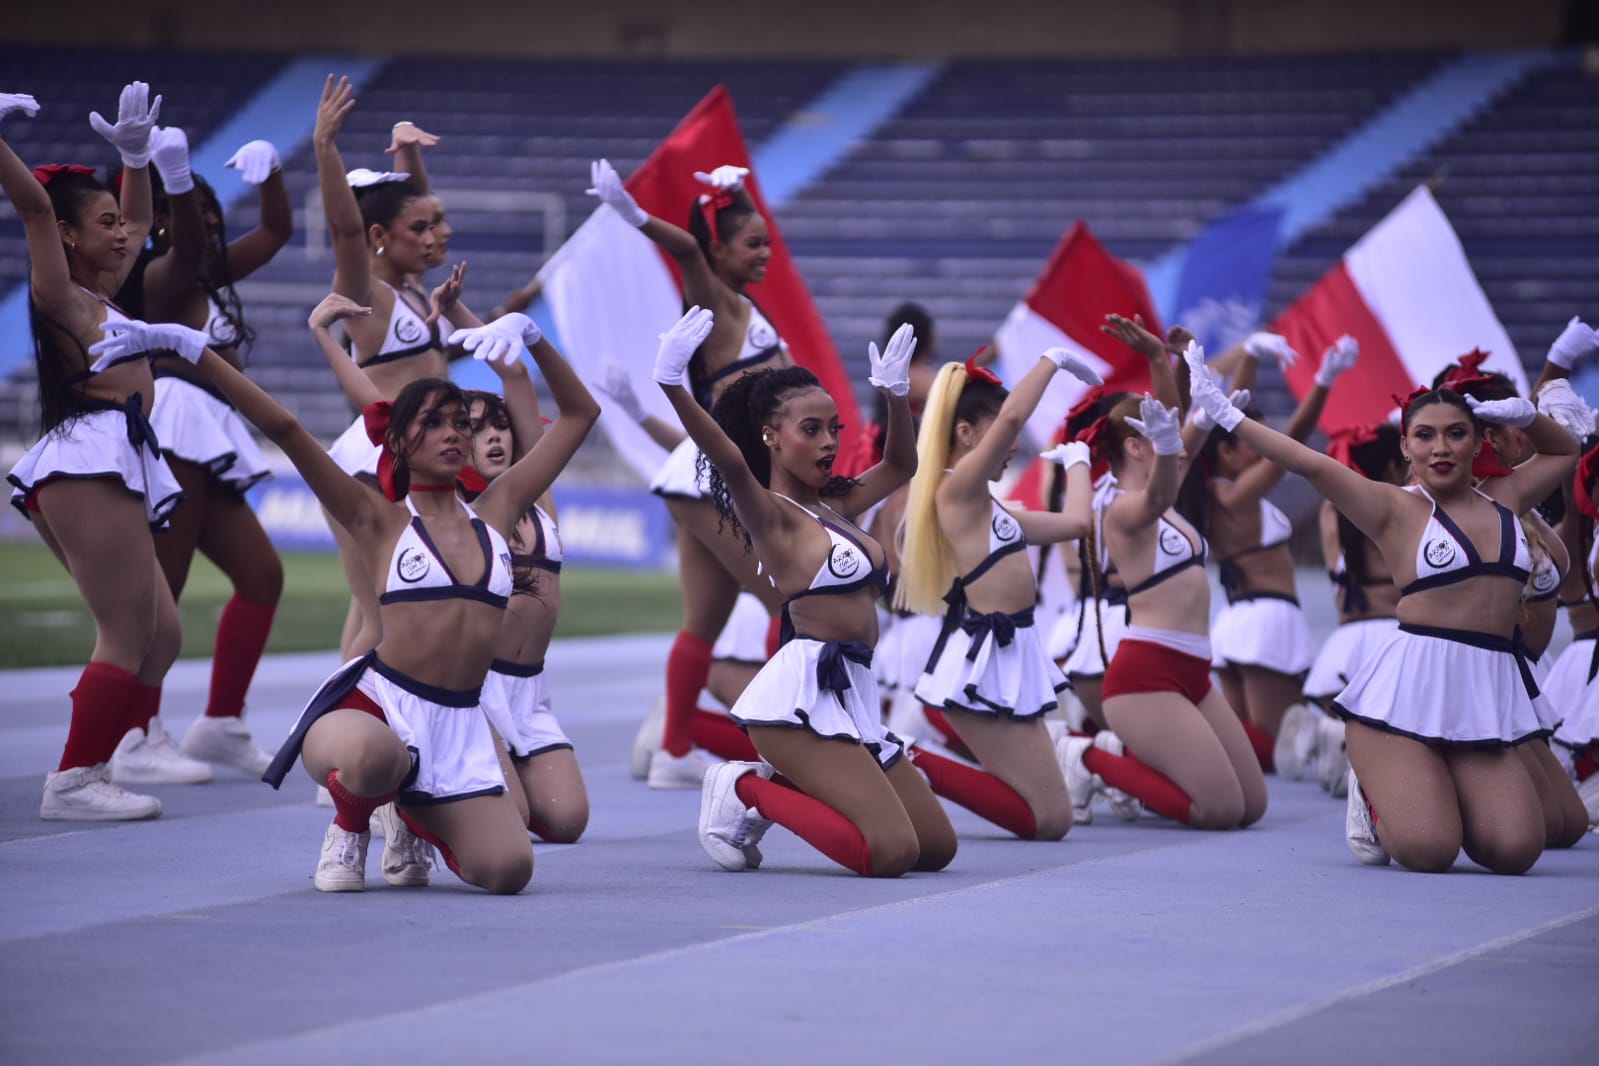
left=2, top=0, right=1570, bottom=58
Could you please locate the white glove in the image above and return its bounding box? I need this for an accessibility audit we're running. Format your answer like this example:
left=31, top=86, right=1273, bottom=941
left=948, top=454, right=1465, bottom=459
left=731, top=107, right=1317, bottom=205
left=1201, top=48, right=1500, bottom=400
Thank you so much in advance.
left=1547, top=316, right=1599, bottom=370
left=586, top=159, right=648, bottom=228
left=0, top=92, right=40, bottom=125
left=655, top=306, right=715, bottom=387
left=88, top=81, right=160, bottom=169
left=868, top=322, right=916, bottom=396
left=88, top=317, right=207, bottom=371
left=1190, top=387, right=1253, bottom=431
left=1039, top=441, right=1092, bottom=471
left=1044, top=347, right=1104, bottom=385
left=594, top=362, right=648, bottom=423
left=1464, top=394, right=1536, bottom=428
left=225, top=139, right=281, bottom=185
left=1184, top=341, right=1245, bottom=432
left=1314, top=334, right=1359, bottom=388
left=148, top=125, right=193, bottom=195
left=1244, top=331, right=1299, bottom=370
left=346, top=167, right=409, bottom=188
left=1125, top=394, right=1183, bottom=456
left=448, top=314, right=540, bottom=366
left=1535, top=379, right=1598, bottom=438
left=693, top=165, right=749, bottom=192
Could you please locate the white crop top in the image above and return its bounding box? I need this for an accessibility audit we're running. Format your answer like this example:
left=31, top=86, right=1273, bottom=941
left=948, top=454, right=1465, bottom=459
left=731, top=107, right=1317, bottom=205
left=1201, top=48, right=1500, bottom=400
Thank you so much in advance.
left=380, top=498, right=513, bottom=608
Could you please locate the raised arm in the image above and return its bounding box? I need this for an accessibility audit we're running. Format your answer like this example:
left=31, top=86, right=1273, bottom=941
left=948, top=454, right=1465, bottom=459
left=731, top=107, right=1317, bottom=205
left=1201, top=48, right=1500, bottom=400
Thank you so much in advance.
left=592, top=362, right=688, bottom=451
left=0, top=96, right=78, bottom=319
left=220, top=140, right=293, bottom=279
left=386, top=121, right=437, bottom=192
left=586, top=158, right=726, bottom=312
left=832, top=323, right=923, bottom=516
left=140, top=126, right=208, bottom=315
left=487, top=353, right=544, bottom=460
left=1102, top=314, right=1178, bottom=410
left=1467, top=396, right=1579, bottom=515
left=1012, top=442, right=1094, bottom=543
left=1109, top=395, right=1185, bottom=529
left=307, top=293, right=382, bottom=411
left=85, top=82, right=160, bottom=294
left=312, top=77, right=371, bottom=303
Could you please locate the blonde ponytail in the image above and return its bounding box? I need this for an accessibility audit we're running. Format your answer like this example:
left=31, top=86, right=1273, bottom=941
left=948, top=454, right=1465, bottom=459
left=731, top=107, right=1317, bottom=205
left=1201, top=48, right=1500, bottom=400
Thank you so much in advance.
left=895, top=363, right=967, bottom=615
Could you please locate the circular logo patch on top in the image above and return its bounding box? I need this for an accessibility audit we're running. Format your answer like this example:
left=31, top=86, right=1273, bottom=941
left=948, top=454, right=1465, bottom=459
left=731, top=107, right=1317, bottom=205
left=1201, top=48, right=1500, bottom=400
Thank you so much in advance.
left=992, top=513, right=1019, bottom=543
left=1159, top=526, right=1187, bottom=557
left=1531, top=564, right=1559, bottom=594
left=748, top=318, right=776, bottom=350
left=828, top=542, right=861, bottom=579
left=207, top=310, right=239, bottom=347
left=395, top=316, right=424, bottom=345
left=397, top=546, right=431, bottom=583
left=1423, top=538, right=1456, bottom=569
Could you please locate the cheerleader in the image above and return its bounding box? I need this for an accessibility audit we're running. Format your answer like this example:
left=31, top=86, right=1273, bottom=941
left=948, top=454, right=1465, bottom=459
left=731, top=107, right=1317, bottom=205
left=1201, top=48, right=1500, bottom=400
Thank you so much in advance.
left=2, top=85, right=181, bottom=821
left=1552, top=438, right=1599, bottom=830
left=1184, top=346, right=1579, bottom=873
left=114, top=136, right=292, bottom=781
left=586, top=159, right=788, bottom=789
left=894, top=351, right=1102, bottom=841
left=1059, top=332, right=1268, bottom=832
left=656, top=308, right=956, bottom=876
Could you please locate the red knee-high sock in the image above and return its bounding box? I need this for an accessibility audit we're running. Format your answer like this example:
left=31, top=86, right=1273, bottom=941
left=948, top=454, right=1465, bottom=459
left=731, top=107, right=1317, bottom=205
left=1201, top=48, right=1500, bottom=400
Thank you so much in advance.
left=735, top=774, right=874, bottom=876
left=128, top=683, right=161, bottom=735
left=1573, top=747, right=1598, bottom=784
left=663, top=631, right=714, bottom=757
left=1241, top=720, right=1275, bottom=772
left=692, top=708, right=759, bottom=761
left=922, top=707, right=964, bottom=748
left=397, top=807, right=462, bottom=877
left=1083, top=747, right=1194, bottom=825
left=206, top=594, right=277, bottom=718
left=325, top=769, right=395, bottom=833
left=764, top=616, right=782, bottom=659
left=911, top=746, right=1039, bottom=839
left=58, top=662, right=140, bottom=771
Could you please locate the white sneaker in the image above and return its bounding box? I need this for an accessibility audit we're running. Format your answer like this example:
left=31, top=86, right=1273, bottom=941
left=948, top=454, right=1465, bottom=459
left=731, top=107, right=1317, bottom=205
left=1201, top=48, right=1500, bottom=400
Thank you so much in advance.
left=373, top=802, right=433, bottom=887
left=1316, top=717, right=1350, bottom=797
left=1345, top=768, right=1390, bottom=866
left=1274, top=703, right=1316, bottom=781
left=630, top=697, right=666, bottom=781
left=698, top=761, right=775, bottom=871
left=1576, top=772, right=1599, bottom=832
left=40, top=763, right=162, bottom=821
left=181, top=715, right=274, bottom=776
left=111, top=719, right=214, bottom=785
left=1057, top=735, right=1100, bottom=825
left=314, top=821, right=369, bottom=892
left=314, top=785, right=334, bottom=807
left=647, top=747, right=720, bottom=790
left=1091, top=732, right=1143, bottom=822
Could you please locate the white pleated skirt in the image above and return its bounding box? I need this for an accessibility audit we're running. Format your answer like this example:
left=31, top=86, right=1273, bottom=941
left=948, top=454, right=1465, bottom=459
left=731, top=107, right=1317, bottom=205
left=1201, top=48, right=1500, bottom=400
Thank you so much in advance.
left=1211, top=596, right=1316, bottom=674
left=8, top=408, right=184, bottom=528
left=914, top=612, right=1067, bottom=719
left=150, top=377, right=272, bottom=492
left=730, top=638, right=904, bottom=769
left=1303, top=617, right=1400, bottom=699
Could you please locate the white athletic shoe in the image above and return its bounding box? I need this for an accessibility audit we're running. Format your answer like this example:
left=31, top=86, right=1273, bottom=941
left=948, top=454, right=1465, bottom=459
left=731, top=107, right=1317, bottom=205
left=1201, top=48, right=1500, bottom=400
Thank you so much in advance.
left=1575, top=772, right=1599, bottom=832
left=111, top=718, right=214, bottom=785
left=1091, top=731, right=1143, bottom=821
left=1344, top=768, right=1390, bottom=866
left=1316, top=717, right=1350, bottom=798
left=629, top=697, right=666, bottom=781
left=698, top=761, right=774, bottom=871
left=40, top=763, right=162, bottom=821
left=1057, top=735, right=1100, bottom=825
left=314, top=821, right=369, bottom=892
left=373, top=802, right=433, bottom=887
left=1273, top=703, right=1316, bottom=781
left=181, top=715, right=273, bottom=776
left=314, top=785, right=334, bottom=807
left=647, top=746, right=720, bottom=790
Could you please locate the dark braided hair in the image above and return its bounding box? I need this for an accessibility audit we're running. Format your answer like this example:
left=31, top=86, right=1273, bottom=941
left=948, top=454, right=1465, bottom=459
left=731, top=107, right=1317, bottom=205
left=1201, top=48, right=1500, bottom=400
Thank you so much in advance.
left=192, top=175, right=255, bottom=356
left=700, top=366, right=860, bottom=550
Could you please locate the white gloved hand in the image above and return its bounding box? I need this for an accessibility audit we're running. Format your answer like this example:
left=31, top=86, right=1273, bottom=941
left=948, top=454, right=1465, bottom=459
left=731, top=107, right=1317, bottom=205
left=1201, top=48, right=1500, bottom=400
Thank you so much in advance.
left=148, top=126, right=193, bottom=194
left=655, top=306, right=714, bottom=387
left=1314, top=334, right=1359, bottom=388
left=1039, top=441, right=1092, bottom=471
left=0, top=92, right=40, bottom=125
left=1125, top=393, right=1184, bottom=456
left=1244, top=331, right=1299, bottom=370
left=89, top=317, right=207, bottom=371
left=1546, top=316, right=1599, bottom=371
left=448, top=314, right=541, bottom=366
left=868, top=322, right=916, bottom=396
left=1184, top=341, right=1245, bottom=432
left=1044, top=347, right=1104, bottom=385
left=345, top=167, right=409, bottom=188
left=225, top=140, right=281, bottom=185
left=594, top=362, right=648, bottom=423
left=586, top=159, right=648, bottom=228
left=89, top=81, right=160, bottom=169
left=1189, top=374, right=1252, bottom=431
left=1464, top=394, right=1536, bottom=428
left=1535, top=379, right=1598, bottom=439
left=692, top=165, right=749, bottom=192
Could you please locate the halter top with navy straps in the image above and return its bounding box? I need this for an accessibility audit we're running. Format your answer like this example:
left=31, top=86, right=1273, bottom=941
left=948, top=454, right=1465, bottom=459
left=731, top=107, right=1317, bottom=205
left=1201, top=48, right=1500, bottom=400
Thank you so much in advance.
left=380, top=498, right=513, bottom=609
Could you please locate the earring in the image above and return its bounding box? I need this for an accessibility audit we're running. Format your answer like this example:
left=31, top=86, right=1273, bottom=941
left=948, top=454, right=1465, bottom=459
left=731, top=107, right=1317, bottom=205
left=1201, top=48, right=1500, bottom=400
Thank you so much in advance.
left=762, top=433, right=775, bottom=446
left=376, top=245, right=386, bottom=257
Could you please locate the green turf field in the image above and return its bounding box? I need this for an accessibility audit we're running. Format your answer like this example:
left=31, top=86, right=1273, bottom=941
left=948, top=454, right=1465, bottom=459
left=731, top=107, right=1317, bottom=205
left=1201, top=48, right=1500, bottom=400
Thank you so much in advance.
left=0, top=542, right=682, bottom=669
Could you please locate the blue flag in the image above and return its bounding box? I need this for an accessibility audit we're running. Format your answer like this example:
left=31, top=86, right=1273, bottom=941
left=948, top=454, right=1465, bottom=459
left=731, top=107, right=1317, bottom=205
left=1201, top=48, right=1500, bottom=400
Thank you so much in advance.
left=1172, top=205, right=1284, bottom=353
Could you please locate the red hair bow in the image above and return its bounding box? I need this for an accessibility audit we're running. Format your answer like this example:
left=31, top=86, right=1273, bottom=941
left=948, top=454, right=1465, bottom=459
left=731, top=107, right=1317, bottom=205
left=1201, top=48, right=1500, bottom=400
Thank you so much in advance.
left=1575, top=440, right=1599, bottom=521
left=1074, top=415, right=1114, bottom=453
left=1440, top=349, right=1497, bottom=394
left=1472, top=437, right=1515, bottom=480
left=1065, top=385, right=1106, bottom=428
left=456, top=465, right=489, bottom=496
left=697, top=190, right=736, bottom=241
left=362, top=401, right=403, bottom=502
left=1391, top=386, right=1428, bottom=420
left=1326, top=424, right=1382, bottom=474
left=964, top=354, right=1002, bottom=387
left=32, top=163, right=94, bottom=186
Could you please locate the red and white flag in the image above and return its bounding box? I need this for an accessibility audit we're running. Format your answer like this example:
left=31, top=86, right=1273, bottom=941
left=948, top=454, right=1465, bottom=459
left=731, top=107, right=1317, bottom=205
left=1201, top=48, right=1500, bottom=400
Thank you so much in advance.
left=541, top=86, right=855, bottom=480
left=1276, top=186, right=1525, bottom=432
left=993, top=221, right=1162, bottom=508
